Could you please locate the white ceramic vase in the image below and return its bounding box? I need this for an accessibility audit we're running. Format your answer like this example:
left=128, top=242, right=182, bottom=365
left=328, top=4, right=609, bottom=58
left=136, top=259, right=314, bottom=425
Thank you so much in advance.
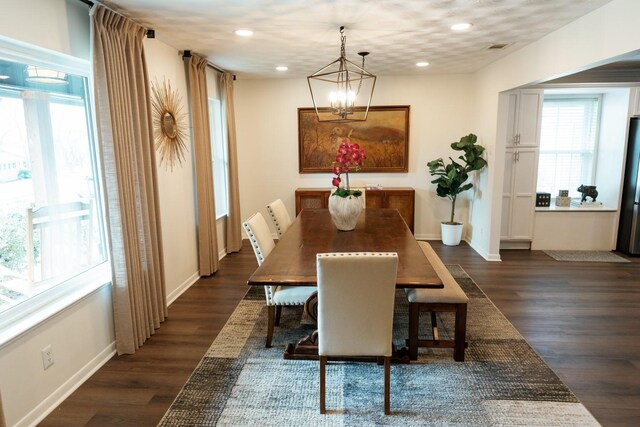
left=328, top=194, right=364, bottom=231
left=441, top=222, right=463, bottom=246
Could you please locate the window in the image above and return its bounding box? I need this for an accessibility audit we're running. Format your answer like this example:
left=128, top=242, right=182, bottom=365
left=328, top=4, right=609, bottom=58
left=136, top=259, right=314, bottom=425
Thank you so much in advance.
left=537, top=95, right=601, bottom=197
left=0, top=44, right=107, bottom=329
left=208, top=98, right=228, bottom=218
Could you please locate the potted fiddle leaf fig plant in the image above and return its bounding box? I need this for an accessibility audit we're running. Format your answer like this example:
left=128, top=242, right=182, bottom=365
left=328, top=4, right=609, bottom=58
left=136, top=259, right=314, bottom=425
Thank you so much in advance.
left=427, top=133, right=487, bottom=246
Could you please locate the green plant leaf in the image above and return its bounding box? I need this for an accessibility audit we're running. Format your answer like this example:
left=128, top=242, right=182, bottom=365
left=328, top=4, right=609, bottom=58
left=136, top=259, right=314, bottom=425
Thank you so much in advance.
left=426, top=133, right=487, bottom=214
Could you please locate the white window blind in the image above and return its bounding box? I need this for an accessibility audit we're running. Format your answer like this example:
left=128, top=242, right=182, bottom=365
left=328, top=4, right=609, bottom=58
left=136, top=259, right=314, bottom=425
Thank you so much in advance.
left=537, top=96, right=601, bottom=197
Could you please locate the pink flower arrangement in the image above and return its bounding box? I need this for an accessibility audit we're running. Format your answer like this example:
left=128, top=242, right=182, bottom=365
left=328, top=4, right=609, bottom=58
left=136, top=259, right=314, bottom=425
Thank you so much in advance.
left=331, top=138, right=366, bottom=197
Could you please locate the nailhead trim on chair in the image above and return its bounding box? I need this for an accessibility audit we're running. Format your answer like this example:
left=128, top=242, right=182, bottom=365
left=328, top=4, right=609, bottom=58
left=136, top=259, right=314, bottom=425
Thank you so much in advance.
left=266, top=205, right=283, bottom=236
left=242, top=218, right=274, bottom=303
left=317, top=252, right=394, bottom=258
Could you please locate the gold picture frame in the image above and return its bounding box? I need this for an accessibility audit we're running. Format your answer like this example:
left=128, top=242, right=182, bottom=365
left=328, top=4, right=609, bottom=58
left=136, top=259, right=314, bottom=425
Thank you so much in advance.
left=151, top=78, right=187, bottom=170
left=298, top=105, right=410, bottom=173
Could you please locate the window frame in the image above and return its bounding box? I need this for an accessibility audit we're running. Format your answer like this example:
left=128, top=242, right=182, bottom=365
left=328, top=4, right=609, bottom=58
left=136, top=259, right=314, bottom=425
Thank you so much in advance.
left=537, top=94, right=603, bottom=198
left=0, top=36, right=111, bottom=348
left=208, top=97, right=229, bottom=220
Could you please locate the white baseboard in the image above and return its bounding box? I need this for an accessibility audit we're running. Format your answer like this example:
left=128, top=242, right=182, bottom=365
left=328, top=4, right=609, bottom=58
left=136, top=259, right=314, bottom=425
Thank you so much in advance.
left=415, top=235, right=501, bottom=262
left=166, top=249, right=229, bottom=307
left=467, top=238, right=502, bottom=261
left=500, top=241, right=531, bottom=250
left=18, top=342, right=117, bottom=427
left=167, top=271, right=200, bottom=306
left=413, top=233, right=441, bottom=240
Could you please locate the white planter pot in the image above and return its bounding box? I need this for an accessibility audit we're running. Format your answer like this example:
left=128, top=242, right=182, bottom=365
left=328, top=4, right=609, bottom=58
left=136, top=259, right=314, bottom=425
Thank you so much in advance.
left=441, top=223, right=463, bottom=246
left=328, top=194, right=364, bottom=231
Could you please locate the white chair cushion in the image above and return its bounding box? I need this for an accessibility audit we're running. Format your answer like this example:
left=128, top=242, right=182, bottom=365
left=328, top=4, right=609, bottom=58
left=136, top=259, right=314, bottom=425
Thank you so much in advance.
left=317, top=253, right=398, bottom=357
left=272, top=285, right=317, bottom=305
left=404, top=241, right=469, bottom=304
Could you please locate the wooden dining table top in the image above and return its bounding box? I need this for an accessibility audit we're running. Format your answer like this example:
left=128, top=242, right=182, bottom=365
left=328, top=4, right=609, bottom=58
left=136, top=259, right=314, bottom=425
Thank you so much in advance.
left=247, top=208, right=443, bottom=288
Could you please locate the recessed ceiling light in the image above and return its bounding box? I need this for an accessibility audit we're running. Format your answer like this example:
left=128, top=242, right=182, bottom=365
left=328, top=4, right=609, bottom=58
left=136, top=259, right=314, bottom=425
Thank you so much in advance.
left=451, top=22, right=473, bottom=31
left=276, top=66, right=288, bottom=71
left=235, top=29, right=253, bottom=37
left=416, top=62, right=430, bottom=67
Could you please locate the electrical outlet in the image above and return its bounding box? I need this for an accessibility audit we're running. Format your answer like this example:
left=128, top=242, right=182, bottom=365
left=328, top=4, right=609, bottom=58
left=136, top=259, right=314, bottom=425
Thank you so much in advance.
left=42, top=345, right=54, bottom=370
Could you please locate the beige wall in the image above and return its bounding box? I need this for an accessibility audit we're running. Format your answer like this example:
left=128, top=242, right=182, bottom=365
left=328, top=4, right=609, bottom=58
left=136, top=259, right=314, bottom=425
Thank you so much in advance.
left=234, top=74, right=476, bottom=240
left=0, top=0, right=89, bottom=60
left=143, top=39, right=200, bottom=302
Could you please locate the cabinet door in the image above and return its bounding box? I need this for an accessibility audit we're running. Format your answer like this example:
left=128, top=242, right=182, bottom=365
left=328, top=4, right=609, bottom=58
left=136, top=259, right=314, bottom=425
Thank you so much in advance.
left=365, top=190, right=385, bottom=208
left=385, top=191, right=415, bottom=232
left=501, top=149, right=515, bottom=239
left=509, top=149, right=538, bottom=240
left=516, top=90, right=543, bottom=147
left=505, top=92, right=519, bottom=147
left=365, top=189, right=415, bottom=233
left=295, top=190, right=329, bottom=215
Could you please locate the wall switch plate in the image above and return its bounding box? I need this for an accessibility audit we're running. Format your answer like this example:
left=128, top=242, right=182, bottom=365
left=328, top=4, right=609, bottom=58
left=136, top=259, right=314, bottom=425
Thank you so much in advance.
left=42, top=345, right=54, bottom=370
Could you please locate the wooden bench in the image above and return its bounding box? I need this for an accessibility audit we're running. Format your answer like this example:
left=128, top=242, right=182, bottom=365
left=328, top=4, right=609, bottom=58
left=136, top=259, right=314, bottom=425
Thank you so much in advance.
left=404, top=241, right=469, bottom=362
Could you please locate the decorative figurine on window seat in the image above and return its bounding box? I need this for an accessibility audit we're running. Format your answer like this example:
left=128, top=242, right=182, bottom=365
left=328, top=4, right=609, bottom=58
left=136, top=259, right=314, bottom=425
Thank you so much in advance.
left=577, top=185, right=598, bottom=202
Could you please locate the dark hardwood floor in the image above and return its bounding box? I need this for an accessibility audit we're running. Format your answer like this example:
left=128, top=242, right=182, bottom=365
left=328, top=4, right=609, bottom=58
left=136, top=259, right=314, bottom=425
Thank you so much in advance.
left=41, top=240, right=640, bottom=426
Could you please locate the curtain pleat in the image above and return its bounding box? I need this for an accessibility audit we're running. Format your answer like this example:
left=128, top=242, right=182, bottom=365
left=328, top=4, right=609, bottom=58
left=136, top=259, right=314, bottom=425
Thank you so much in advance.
left=0, top=388, right=6, bottom=427
left=185, top=54, right=219, bottom=275
left=91, top=6, right=167, bottom=355
left=219, top=72, right=243, bottom=253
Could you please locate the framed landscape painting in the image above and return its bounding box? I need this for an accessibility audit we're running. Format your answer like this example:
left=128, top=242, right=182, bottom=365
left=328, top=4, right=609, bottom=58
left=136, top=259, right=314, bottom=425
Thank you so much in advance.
left=298, top=105, right=410, bottom=173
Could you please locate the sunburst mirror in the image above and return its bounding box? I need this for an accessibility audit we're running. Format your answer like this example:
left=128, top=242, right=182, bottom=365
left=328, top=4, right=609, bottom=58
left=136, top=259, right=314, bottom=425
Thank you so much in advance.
left=151, top=78, right=187, bottom=170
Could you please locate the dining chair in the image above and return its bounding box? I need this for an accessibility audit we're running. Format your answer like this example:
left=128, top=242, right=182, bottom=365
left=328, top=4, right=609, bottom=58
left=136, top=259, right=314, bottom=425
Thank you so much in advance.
left=266, top=198, right=292, bottom=238
left=316, top=252, right=398, bottom=415
left=242, top=212, right=317, bottom=347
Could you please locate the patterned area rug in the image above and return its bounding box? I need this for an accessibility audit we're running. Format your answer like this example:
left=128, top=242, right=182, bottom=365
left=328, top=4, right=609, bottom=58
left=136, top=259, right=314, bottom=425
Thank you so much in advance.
left=159, top=266, right=599, bottom=426
left=543, top=250, right=629, bottom=263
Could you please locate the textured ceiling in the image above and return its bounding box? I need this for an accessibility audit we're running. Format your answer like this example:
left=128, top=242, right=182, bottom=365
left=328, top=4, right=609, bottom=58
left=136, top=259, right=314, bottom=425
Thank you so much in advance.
left=104, top=0, right=614, bottom=79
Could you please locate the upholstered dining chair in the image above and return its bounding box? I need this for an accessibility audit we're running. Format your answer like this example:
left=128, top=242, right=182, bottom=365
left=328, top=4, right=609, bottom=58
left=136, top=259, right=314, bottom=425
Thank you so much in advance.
left=242, top=212, right=317, bottom=347
left=316, top=252, right=398, bottom=415
left=266, top=198, right=292, bottom=238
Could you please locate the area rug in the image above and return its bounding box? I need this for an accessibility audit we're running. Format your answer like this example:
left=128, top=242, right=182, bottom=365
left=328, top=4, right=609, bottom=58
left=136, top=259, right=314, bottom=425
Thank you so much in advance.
left=543, top=250, right=629, bottom=263
left=159, top=266, right=599, bottom=426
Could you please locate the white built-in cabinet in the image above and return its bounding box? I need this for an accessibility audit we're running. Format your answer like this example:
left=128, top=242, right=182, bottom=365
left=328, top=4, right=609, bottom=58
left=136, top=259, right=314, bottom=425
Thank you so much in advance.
left=501, top=89, right=544, bottom=243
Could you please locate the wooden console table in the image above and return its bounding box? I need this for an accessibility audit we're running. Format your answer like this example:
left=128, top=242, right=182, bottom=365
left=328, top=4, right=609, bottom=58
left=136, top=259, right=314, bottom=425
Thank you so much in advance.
left=295, top=187, right=415, bottom=233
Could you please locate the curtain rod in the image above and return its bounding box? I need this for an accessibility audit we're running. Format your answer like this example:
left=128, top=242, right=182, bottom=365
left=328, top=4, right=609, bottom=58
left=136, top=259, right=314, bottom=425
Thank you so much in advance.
left=182, top=50, right=235, bottom=80
left=78, top=0, right=155, bottom=38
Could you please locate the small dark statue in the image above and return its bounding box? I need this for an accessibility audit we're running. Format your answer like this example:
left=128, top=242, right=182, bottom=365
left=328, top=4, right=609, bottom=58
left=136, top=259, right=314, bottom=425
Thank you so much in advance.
left=577, top=185, right=598, bottom=202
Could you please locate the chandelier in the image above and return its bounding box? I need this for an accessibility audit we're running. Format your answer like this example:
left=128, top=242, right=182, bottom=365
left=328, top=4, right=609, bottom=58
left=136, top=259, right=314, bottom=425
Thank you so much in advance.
left=307, top=26, right=376, bottom=122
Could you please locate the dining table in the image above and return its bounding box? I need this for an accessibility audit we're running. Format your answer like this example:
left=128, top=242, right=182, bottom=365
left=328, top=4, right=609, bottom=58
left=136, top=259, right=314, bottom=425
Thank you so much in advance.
left=247, top=208, right=443, bottom=360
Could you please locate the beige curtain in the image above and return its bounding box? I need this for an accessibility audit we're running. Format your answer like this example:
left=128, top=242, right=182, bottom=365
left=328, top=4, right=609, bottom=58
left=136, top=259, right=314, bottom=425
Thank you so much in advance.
left=218, top=72, right=243, bottom=253
left=92, top=6, right=167, bottom=355
left=186, top=54, right=219, bottom=275
left=0, top=388, right=6, bottom=427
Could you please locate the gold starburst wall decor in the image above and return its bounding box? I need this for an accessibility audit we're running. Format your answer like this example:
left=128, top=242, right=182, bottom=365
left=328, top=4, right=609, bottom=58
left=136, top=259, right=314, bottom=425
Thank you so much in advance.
left=151, top=78, right=187, bottom=170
